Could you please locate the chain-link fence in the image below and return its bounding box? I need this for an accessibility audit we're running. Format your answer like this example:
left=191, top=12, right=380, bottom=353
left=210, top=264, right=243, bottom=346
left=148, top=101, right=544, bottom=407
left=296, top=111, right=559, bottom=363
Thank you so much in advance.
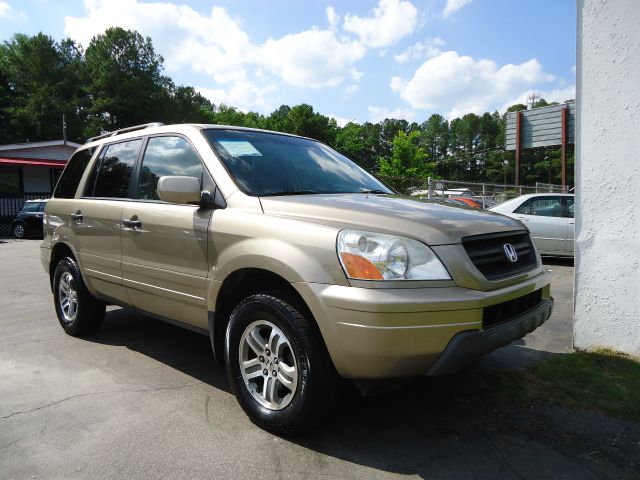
left=377, top=176, right=567, bottom=209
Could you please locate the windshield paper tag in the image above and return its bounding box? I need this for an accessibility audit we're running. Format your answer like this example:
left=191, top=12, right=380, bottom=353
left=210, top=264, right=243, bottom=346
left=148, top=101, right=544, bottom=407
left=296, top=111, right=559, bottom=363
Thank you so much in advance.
left=219, top=140, right=262, bottom=157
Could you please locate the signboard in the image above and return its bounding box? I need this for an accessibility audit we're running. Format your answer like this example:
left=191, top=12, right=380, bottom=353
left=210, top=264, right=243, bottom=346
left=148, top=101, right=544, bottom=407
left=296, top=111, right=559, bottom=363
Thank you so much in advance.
left=505, top=101, right=575, bottom=150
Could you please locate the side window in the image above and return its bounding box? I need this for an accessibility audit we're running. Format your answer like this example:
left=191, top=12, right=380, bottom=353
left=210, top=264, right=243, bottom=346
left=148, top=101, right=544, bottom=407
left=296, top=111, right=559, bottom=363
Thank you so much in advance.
left=22, top=203, right=38, bottom=212
left=564, top=196, right=575, bottom=218
left=138, top=136, right=203, bottom=200
left=54, top=148, right=95, bottom=198
left=530, top=196, right=562, bottom=217
left=87, top=140, right=141, bottom=198
left=514, top=199, right=531, bottom=214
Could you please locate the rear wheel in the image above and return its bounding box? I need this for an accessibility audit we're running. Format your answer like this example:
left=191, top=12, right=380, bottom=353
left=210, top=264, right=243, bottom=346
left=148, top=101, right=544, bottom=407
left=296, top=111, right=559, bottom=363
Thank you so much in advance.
left=53, top=257, right=105, bottom=336
left=12, top=223, right=26, bottom=239
left=225, top=293, right=340, bottom=435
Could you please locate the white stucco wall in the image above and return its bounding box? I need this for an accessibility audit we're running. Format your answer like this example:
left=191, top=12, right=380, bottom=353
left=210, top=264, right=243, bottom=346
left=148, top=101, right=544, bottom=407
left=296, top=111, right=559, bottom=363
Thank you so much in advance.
left=574, top=0, right=640, bottom=355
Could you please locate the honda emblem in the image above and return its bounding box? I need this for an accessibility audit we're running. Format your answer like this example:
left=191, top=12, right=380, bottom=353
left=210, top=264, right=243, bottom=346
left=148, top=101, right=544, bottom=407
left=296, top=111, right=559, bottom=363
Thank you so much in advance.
left=503, top=243, right=518, bottom=263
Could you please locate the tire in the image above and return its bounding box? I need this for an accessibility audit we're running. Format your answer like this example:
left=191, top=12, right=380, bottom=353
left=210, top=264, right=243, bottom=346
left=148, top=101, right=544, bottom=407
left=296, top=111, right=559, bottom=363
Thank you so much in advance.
left=13, top=223, right=26, bottom=239
left=225, top=293, right=340, bottom=435
left=53, top=257, right=105, bottom=336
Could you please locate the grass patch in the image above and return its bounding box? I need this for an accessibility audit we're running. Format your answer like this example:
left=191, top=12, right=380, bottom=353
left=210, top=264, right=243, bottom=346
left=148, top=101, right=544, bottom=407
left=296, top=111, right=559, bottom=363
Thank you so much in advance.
left=479, top=349, right=640, bottom=421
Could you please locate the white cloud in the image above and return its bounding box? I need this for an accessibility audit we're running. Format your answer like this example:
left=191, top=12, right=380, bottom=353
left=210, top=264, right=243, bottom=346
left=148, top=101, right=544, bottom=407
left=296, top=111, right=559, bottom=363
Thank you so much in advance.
left=326, top=6, right=339, bottom=31
left=65, top=1, right=256, bottom=84
left=197, top=81, right=276, bottom=113
left=65, top=0, right=367, bottom=102
left=261, top=29, right=365, bottom=88
left=368, top=105, right=416, bottom=122
left=345, top=84, right=359, bottom=95
left=391, top=50, right=555, bottom=118
left=394, top=37, right=445, bottom=63
left=571, top=64, right=576, bottom=74
left=0, top=0, right=25, bottom=19
left=443, top=0, right=472, bottom=18
left=329, top=114, right=354, bottom=127
left=343, top=0, right=418, bottom=48
left=0, top=1, right=10, bottom=17
left=499, top=85, right=576, bottom=113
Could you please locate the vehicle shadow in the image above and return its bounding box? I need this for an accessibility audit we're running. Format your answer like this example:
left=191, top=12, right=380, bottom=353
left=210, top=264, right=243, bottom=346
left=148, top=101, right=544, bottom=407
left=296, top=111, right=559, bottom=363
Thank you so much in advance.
left=542, top=256, right=574, bottom=267
left=81, top=307, right=594, bottom=479
left=86, top=307, right=231, bottom=393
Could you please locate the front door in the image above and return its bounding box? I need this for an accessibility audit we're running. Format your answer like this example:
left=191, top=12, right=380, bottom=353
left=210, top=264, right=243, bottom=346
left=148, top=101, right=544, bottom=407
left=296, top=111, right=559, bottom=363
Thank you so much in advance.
left=121, top=135, right=212, bottom=329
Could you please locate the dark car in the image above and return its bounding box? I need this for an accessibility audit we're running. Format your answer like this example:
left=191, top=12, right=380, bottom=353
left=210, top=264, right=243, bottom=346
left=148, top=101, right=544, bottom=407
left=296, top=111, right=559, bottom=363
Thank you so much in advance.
left=12, top=199, right=47, bottom=239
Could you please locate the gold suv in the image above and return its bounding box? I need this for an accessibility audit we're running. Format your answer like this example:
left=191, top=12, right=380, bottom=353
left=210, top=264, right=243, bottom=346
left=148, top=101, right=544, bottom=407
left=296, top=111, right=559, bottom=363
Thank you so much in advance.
left=42, top=123, right=553, bottom=434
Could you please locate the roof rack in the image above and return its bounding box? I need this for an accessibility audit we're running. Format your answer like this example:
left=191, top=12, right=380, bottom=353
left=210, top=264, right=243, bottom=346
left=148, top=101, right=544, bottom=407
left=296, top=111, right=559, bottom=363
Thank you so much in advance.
left=85, top=122, right=165, bottom=143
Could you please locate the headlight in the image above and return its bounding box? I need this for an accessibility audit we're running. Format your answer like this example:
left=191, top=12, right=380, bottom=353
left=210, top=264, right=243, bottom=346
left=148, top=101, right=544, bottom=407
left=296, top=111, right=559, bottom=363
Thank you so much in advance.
left=337, top=230, right=451, bottom=281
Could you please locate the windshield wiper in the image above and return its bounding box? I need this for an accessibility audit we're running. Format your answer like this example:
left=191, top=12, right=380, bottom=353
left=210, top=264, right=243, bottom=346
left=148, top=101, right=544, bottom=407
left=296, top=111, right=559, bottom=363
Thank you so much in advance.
left=260, top=190, right=319, bottom=197
left=357, top=189, right=391, bottom=194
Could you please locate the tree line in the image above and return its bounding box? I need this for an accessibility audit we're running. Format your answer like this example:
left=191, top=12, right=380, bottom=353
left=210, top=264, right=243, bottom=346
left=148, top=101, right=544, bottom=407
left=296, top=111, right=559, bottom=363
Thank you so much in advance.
left=0, top=27, right=574, bottom=186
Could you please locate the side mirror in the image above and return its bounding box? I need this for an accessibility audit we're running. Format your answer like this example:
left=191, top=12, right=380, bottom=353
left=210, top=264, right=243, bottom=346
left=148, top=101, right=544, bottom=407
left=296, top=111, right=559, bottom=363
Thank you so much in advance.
left=157, top=176, right=201, bottom=204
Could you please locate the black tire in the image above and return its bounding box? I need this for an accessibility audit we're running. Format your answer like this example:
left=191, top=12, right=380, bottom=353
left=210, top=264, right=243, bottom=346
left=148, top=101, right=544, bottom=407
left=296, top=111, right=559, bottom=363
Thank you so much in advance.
left=12, top=222, right=26, bottom=239
left=225, top=293, right=340, bottom=435
left=53, top=257, right=105, bottom=336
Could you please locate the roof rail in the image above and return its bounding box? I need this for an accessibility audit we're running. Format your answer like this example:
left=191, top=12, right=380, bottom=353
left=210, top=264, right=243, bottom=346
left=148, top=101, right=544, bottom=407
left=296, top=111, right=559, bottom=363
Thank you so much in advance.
left=85, top=122, right=165, bottom=143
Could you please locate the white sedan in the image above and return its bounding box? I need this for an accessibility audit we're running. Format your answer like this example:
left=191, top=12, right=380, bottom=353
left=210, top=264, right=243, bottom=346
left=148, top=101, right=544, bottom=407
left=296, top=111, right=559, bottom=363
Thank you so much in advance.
left=490, top=193, right=574, bottom=256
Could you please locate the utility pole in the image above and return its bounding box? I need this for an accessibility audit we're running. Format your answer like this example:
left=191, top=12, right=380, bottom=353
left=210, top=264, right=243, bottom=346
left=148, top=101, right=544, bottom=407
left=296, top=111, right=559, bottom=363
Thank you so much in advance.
left=62, top=114, right=67, bottom=145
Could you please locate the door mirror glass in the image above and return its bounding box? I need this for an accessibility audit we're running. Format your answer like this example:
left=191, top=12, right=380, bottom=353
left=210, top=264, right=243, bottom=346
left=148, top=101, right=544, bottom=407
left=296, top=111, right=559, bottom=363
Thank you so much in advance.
left=157, top=176, right=201, bottom=204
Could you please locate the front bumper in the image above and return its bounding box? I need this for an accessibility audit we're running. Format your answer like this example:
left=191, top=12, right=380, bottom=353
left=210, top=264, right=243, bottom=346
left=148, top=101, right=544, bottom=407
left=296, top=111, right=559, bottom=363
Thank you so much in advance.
left=294, top=269, right=552, bottom=379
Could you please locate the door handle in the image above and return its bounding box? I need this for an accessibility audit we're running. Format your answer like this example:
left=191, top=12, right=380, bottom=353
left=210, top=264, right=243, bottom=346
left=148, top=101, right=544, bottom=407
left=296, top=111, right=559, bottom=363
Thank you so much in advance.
left=70, top=211, right=83, bottom=223
left=122, top=216, right=142, bottom=230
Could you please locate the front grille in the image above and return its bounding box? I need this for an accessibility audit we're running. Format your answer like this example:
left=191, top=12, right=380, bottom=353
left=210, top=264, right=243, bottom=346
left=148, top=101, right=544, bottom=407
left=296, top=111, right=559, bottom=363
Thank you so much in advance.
left=462, top=231, right=537, bottom=281
left=483, top=289, right=543, bottom=329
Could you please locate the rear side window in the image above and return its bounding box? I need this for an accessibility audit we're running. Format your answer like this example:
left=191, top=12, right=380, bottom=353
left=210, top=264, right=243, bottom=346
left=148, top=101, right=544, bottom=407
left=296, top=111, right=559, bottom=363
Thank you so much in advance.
left=138, top=136, right=203, bottom=200
left=86, top=140, right=142, bottom=198
left=22, top=202, right=38, bottom=212
left=54, top=148, right=95, bottom=198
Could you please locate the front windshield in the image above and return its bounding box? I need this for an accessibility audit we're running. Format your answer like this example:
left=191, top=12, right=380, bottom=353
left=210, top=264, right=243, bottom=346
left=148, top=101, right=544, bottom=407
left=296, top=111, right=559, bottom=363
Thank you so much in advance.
left=203, top=129, right=392, bottom=196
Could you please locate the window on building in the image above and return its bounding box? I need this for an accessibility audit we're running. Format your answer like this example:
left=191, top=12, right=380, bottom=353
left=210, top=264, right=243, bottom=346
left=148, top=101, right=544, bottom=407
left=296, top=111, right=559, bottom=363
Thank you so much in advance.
left=0, top=166, right=21, bottom=194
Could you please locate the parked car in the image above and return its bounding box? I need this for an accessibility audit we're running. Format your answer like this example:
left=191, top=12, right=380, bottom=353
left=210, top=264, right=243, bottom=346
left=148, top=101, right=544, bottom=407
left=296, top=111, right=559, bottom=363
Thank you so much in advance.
left=490, top=193, right=574, bottom=256
left=12, top=199, right=48, bottom=238
left=42, top=123, right=553, bottom=434
left=449, top=196, right=482, bottom=208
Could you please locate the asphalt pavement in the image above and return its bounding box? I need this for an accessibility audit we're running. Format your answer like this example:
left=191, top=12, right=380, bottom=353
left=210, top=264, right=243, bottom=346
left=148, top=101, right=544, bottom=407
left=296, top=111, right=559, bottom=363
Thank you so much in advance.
left=1, top=239, right=634, bottom=480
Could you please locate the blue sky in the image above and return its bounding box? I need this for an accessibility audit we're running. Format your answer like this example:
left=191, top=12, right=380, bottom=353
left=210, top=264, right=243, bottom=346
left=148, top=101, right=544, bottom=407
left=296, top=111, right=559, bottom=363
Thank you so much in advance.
left=0, top=0, right=576, bottom=125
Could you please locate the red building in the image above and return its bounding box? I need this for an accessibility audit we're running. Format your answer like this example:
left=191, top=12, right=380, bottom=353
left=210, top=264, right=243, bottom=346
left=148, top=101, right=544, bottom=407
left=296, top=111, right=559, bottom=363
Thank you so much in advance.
left=0, top=140, right=80, bottom=231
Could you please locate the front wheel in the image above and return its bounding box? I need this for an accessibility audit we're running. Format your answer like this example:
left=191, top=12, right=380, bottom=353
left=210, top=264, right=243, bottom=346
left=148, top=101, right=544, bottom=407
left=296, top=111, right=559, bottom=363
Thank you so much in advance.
left=53, top=257, right=105, bottom=336
left=225, top=293, right=340, bottom=435
left=12, top=223, right=26, bottom=239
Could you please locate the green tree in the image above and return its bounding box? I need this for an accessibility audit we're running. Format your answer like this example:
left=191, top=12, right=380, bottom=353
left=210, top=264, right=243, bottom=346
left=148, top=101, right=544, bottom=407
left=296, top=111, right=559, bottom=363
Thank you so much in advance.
left=84, top=27, right=170, bottom=136
left=0, top=33, right=86, bottom=142
left=379, top=130, right=435, bottom=178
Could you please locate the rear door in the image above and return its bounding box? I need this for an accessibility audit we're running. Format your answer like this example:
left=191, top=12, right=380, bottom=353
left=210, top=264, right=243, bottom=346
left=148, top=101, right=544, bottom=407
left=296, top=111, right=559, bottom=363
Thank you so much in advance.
left=513, top=195, right=566, bottom=254
left=121, top=135, right=212, bottom=330
left=72, top=139, right=142, bottom=303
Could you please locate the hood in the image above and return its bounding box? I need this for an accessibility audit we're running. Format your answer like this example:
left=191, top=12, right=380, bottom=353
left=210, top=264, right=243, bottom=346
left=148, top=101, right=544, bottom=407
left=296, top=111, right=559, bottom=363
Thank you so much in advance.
left=259, top=194, right=525, bottom=245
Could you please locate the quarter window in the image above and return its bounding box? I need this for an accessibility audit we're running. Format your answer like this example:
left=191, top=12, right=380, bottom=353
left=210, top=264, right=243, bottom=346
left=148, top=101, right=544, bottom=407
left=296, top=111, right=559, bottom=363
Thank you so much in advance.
left=138, top=136, right=203, bottom=200
left=54, top=148, right=95, bottom=198
left=87, top=140, right=141, bottom=198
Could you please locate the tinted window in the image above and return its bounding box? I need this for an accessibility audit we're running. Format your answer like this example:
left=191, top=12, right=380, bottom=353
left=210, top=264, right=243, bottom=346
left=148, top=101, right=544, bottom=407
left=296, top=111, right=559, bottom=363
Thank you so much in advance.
left=565, top=196, right=574, bottom=218
left=54, top=148, right=95, bottom=198
left=88, top=140, right=141, bottom=198
left=203, top=129, right=391, bottom=196
left=530, top=197, right=562, bottom=217
left=22, top=203, right=39, bottom=212
left=138, top=136, right=203, bottom=200
left=514, top=199, right=531, bottom=215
